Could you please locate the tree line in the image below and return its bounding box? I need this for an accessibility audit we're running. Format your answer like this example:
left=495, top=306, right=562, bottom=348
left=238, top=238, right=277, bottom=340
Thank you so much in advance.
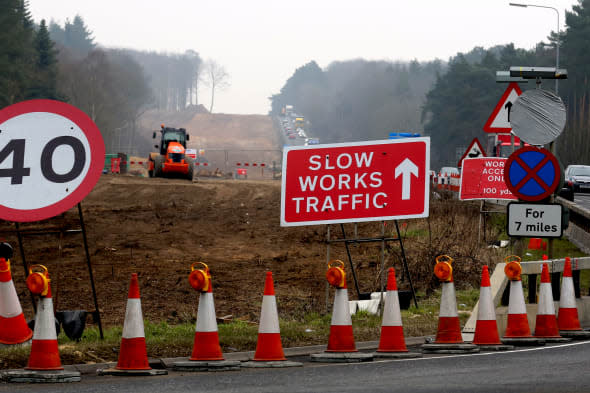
left=270, top=59, right=443, bottom=145
left=1, top=1, right=229, bottom=156
left=271, top=0, right=590, bottom=169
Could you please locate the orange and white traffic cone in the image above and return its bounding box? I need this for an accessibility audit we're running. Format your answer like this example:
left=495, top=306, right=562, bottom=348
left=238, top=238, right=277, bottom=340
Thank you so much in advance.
left=311, top=260, right=372, bottom=362
left=189, top=263, right=223, bottom=361
left=375, top=268, right=421, bottom=358
left=0, top=265, right=82, bottom=383
left=501, top=256, right=544, bottom=345
left=472, top=266, right=507, bottom=348
left=26, top=272, right=62, bottom=370
left=116, top=273, right=150, bottom=371
left=0, top=258, right=33, bottom=345
left=558, top=257, right=590, bottom=339
left=534, top=263, right=567, bottom=342
left=173, top=263, right=240, bottom=371
left=377, top=268, right=407, bottom=352
left=242, top=272, right=301, bottom=367
left=98, top=274, right=166, bottom=376
left=253, top=271, right=286, bottom=361
left=423, top=256, right=478, bottom=353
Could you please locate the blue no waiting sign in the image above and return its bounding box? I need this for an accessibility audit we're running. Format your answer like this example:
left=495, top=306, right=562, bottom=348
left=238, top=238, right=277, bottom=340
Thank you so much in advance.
left=504, top=146, right=560, bottom=202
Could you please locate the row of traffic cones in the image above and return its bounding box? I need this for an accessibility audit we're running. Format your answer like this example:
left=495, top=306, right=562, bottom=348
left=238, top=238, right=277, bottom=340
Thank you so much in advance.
left=2, top=254, right=588, bottom=377
left=430, top=255, right=588, bottom=353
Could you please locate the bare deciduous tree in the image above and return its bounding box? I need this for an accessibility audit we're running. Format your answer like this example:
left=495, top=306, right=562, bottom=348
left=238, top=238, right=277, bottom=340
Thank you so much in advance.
left=201, top=59, right=230, bottom=113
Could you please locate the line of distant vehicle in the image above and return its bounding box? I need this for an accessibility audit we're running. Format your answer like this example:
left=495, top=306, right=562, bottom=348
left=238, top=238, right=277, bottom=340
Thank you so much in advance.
left=280, top=105, right=319, bottom=146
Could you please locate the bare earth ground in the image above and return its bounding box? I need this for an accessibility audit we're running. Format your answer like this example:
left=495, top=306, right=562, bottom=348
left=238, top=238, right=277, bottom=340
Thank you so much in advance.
left=0, top=111, right=503, bottom=329
left=1, top=176, right=500, bottom=328
left=138, top=108, right=282, bottom=179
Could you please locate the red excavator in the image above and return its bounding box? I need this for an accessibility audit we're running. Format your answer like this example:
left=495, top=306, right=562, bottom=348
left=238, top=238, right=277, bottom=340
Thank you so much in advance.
left=148, top=125, right=194, bottom=180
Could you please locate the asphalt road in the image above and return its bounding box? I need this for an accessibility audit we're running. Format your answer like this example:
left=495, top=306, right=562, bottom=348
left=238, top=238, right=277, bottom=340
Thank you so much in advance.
left=2, top=341, right=589, bottom=393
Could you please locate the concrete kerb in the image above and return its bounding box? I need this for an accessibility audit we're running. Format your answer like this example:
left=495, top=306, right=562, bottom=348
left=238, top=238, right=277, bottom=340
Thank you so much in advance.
left=97, top=368, right=167, bottom=376
left=559, top=330, right=590, bottom=340
left=169, top=359, right=241, bottom=372
left=10, top=333, right=587, bottom=376
left=0, top=369, right=81, bottom=383
left=421, top=343, right=480, bottom=354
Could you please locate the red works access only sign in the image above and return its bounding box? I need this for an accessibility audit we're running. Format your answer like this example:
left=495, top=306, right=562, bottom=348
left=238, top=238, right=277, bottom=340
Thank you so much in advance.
left=459, top=158, right=517, bottom=201
left=280, top=139, right=430, bottom=226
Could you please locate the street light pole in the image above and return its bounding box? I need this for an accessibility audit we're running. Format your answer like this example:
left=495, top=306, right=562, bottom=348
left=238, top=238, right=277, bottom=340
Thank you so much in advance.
left=509, top=2, right=560, bottom=94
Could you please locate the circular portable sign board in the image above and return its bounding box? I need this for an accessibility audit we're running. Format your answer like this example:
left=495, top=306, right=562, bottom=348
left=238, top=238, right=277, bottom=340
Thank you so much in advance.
left=510, top=89, right=566, bottom=145
left=0, top=99, right=105, bottom=222
left=504, top=146, right=560, bottom=202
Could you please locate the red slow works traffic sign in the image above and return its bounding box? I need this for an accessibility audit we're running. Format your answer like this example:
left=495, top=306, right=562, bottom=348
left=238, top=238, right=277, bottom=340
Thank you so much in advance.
left=0, top=100, right=105, bottom=222
left=280, top=139, right=430, bottom=226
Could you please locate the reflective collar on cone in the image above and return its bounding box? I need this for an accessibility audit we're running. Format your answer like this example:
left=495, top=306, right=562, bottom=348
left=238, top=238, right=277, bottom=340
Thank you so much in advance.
left=0, top=280, right=24, bottom=318
left=507, top=281, right=527, bottom=314
left=381, top=290, right=402, bottom=326
left=559, top=277, right=577, bottom=308
left=439, top=282, right=458, bottom=318
left=477, top=286, right=496, bottom=321
left=195, top=292, right=218, bottom=333
left=330, top=288, right=353, bottom=326
left=32, top=297, right=57, bottom=341
left=258, top=295, right=280, bottom=334
left=122, top=299, right=145, bottom=339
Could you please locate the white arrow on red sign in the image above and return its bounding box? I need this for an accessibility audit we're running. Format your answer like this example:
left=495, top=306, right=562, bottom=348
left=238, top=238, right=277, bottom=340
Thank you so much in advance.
left=395, top=158, right=418, bottom=200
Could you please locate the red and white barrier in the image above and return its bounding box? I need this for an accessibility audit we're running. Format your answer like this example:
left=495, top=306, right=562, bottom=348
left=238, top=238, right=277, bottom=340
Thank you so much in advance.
left=235, top=162, right=266, bottom=167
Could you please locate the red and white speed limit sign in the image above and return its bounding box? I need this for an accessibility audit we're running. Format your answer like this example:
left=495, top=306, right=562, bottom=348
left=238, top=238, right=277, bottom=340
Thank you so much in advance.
left=0, top=99, right=105, bottom=222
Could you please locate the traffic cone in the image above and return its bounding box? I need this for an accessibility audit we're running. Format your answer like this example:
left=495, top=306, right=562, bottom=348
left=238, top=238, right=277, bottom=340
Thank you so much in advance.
left=501, top=256, right=544, bottom=345
left=557, top=257, right=590, bottom=339
left=472, top=266, right=502, bottom=346
left=190, top=279, right=223, bottom=361
left=253, top=272, right=286, bottom=361
left=326, top=278, right=356, bottom=352
left=504, top=280, right=532, bottom=338
left=116, top=273, right=150, bottom=370
left=534, top=263, right=564, bottom=340
left=377, top=268, right=407, bottom=353
left=422, top=255, right=478, bottom=353
left=26, top=278, right=62, bottom=370
left=310, top=260, right=373, bottom=362
left=557, top=257, right=581, bottom=331
left=0, top=258, right=33, bottom=345
left=434, top=280, right=463, bottom=343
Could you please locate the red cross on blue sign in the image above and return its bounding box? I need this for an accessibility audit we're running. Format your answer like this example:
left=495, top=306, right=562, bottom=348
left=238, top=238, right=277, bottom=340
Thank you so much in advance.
left=504, top=146, right=561, bottom=201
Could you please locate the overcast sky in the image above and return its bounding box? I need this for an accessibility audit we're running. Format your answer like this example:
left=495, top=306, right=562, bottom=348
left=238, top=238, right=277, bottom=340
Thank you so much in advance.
left=29, top=0, right=576, bottom=115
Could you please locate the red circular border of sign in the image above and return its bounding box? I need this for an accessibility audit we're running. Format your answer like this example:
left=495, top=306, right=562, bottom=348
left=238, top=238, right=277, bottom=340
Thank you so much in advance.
left=504, top=146, right=560, bottom=202
left=0, top=99, right=105, bottom=222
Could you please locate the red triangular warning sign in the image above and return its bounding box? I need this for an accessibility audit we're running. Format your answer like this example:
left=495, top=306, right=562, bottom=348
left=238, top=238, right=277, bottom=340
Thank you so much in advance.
left=458, top=138, right=485, bottom=167
left=483, top=83, right=522, bottom=133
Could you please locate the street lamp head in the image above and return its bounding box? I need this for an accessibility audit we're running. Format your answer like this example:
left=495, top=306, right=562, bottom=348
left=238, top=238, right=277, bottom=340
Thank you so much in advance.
left=509, top=2, right=528, bottom=7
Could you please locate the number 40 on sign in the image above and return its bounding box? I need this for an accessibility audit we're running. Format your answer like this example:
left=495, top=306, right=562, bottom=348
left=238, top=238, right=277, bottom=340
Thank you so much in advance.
left=0, top=99, right=105, bottom=222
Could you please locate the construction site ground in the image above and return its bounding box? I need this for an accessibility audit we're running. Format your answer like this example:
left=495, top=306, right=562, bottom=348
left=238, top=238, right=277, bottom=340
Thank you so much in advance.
left=2, top=175, right=505, bottom=329
left=2, top=109, right=585, bottom=368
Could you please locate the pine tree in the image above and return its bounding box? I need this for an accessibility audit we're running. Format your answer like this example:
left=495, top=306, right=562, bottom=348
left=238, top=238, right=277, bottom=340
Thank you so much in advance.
left=64, top=15, right=95, bottom=58
left=0, top=0, right=36, bottom=107
left=26, top=19, right=60, bottom=100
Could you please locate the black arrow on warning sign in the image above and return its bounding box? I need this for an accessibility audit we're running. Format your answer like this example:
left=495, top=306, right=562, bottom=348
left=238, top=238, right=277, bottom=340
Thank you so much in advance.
left=505, top=101, right=513, bottom=122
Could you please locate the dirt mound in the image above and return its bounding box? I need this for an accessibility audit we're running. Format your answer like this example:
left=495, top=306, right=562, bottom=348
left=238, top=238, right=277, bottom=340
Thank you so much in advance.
left=136, top=109, right=282, bottom=180
left=2, top=176, right=501, bottom=328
